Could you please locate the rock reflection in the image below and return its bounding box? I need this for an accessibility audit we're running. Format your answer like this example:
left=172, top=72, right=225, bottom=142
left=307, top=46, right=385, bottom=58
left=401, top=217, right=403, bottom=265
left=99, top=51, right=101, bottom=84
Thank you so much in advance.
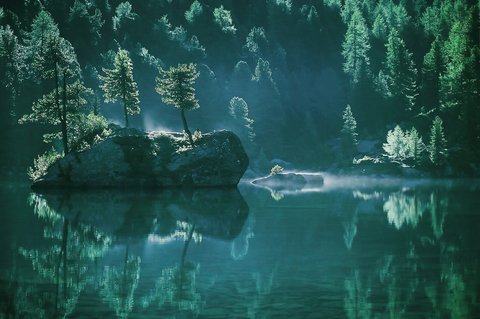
left=10, top=188, right=249, bottom=318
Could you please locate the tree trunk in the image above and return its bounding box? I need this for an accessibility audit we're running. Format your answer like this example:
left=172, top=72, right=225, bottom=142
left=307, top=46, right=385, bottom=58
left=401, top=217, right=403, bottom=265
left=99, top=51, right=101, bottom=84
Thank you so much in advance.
left=181, top=109, right=194, bottom=145
left=123, top=91, right=129, bottom=128
left=61, top=69, right=69, bottom=154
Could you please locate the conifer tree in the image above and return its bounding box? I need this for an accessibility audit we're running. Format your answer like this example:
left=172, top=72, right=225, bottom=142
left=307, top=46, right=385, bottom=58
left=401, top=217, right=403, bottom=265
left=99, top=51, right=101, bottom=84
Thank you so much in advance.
left=383, top=125, right=408, bottom=161
left=229, top=97, right=255, bottom=143
left=156, top=63, right=200, bottom=145
left=341, top=105, right=358, bottom=154
left=428, top=116, right=447, bottom=166
left=21, top=28, right=79, bottom=154
left=422, top=36, right=444, bottom=111
left=100, top=48, right=140, bottom=128
left=0, top=25, right=24, bottom=119
left=342, top=9, right=371, bottom=85
left=406, top=127, right=425, bottom=165
left=384, top=29, right=418, bottom=113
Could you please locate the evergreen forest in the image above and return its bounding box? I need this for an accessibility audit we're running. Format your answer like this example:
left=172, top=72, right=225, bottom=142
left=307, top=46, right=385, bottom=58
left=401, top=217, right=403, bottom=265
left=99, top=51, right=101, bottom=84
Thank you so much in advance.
left=1, top=0, right=479, bottom=178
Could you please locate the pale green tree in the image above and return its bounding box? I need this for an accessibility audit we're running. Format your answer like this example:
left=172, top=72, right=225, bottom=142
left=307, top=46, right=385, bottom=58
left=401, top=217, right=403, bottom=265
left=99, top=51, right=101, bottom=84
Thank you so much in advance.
left=100, top=48, right=140, bottom=128
left=156, top=63, right=200, bottom=145
left=213, top=5, right=236, bottom=34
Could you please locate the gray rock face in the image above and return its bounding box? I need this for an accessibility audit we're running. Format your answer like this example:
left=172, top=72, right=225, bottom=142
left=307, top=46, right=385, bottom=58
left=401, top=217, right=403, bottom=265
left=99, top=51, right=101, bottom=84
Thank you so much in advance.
left=33, top=128, right=249, bottom=188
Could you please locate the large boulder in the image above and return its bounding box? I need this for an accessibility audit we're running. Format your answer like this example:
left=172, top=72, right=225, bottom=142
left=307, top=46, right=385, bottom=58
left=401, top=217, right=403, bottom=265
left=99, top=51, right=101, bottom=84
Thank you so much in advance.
left=33, top=128, right=249, bottom=189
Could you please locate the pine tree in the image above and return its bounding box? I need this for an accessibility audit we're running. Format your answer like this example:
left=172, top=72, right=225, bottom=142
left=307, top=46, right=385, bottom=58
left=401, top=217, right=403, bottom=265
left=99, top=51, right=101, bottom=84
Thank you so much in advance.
left=156, top=63, right=200, bottom=145
left=342, top=9, right=371, bottom=85
left=384, top=29, right=418, bottom=113
left=229, top=97, right=255, bottom=143
left=21, top=29, right=79, bottom=154
left=428, top=116, right=447, bottom=166
left=422, top=36, right=444, bottom=111
left=406, top=127, right=425, bottom=165
left=0, top=25, right=24, bottom=120
left=341, top=105, right=359, bottom=154
left=383, top=125, right=408, bottom=161
left=100, top=48, right=140, bottom=128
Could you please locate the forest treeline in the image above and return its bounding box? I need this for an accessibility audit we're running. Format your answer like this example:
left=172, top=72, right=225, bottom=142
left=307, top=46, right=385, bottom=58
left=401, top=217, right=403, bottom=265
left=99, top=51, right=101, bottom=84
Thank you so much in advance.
left=0, top=0, right=479, bottom=173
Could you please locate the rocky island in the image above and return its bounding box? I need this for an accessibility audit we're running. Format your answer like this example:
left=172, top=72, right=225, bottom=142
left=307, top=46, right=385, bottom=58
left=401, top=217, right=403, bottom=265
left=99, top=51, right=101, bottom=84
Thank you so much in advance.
left=32, top=127, right=249, bottom=189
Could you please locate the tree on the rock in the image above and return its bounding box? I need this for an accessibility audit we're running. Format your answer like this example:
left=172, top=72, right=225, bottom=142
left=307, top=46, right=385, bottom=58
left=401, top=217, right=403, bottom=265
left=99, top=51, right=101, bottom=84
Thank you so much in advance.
left=20, top=32, right=79, bottom=154
left=100, top=48, right=140, bottom=128
left=428, top=116, right=447, bottom=167
left=156, top=63, right=200, bottom=145
left=341, top=105, right=358, bottom=155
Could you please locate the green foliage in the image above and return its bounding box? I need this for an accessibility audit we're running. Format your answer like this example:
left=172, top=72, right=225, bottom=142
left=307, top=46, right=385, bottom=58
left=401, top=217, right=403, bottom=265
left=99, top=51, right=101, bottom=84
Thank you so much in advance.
left=253, top=58, right=275, bottom=89
left=428, top=116, right=447, bottom=166
left=27, top=148, right=62, bottom=181
left=156, top=63, right=200, bottom=112
left=69, top=113, right=111, bottom=152
left=383, top=125, right=426, bottom=165
left=406, top=127, right=426, bottom=164
left=384, top=29, right=418, bottom=112
left=439, top=15, right=476, bottom=113
left=113, top=1, right=136, bottom=31
left=229, top=97, right=255, bottom=142
left=100, top=48, right=140, bottom=127
left=26, top=10, right=59, bottom=50
left=185, top=1, right=203, bottom=24
left=383, top=125, right=409, bottom=161
left=342, top=9, right=370, bottom=85
left=341, top=105, right=358, bottom=152
left=372, top=1, right=411, bottom=39
left=244, top=27, right=269, bottom=58
left=270, top=164, right=284, bottom=175
left=213, top=6, right=236, bottom=34
left=156, top=63, right=200, bottom=145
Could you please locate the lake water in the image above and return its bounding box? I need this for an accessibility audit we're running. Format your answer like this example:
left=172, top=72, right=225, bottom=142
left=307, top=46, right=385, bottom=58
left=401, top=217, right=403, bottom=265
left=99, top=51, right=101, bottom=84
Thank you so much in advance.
left=1, top=175, right=479, bottom=318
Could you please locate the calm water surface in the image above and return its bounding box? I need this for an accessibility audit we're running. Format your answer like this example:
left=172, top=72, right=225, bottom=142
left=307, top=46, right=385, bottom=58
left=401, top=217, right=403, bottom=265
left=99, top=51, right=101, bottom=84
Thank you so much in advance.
left=1, top=176, right=479, bottom=318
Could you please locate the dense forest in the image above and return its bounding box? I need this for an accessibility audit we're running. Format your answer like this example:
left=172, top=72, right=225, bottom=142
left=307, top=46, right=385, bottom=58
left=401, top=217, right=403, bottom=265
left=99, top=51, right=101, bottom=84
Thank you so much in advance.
left=0, top=0, right=479, bottom=178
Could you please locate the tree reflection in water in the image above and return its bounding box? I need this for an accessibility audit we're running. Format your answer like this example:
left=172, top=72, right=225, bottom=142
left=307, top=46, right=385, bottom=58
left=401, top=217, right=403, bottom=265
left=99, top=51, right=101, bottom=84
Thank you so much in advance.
left=18, top=193, right=111, bottom=318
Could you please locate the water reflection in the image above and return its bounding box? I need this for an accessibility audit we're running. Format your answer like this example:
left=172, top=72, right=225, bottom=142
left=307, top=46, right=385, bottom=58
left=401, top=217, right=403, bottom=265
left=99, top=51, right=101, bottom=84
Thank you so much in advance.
left=1, top=180, right=479, bottom=318
left=6, top=188, right=248, bottom=318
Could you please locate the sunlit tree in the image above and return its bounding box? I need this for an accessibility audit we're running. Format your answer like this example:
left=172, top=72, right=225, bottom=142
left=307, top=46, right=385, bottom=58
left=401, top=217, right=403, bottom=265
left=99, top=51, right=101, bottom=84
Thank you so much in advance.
left=342, top=9, right=371, bottom=85
left=156, top=63, right=200, bottom=145
left=185, top=0, right=203, bottom=24
left=100, top=48, right=140, bottom=128
left=213, top=5, right=236, bottom=34
left=229, top=97, right=255, bottom=143
left=20, top=33, right=79, bottom=154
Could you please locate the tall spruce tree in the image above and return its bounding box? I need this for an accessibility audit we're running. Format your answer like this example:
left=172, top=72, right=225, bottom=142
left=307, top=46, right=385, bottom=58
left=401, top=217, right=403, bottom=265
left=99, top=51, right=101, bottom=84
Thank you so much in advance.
left=428, top=116, right=447, bottom=166
left=0, top=24, right=24, bottom=120
left=342, top=9, right=371, bottom=85
left=156, top=63, right=200, bottom=145
left=384, top=29, right=418, bottom=114
left=100, top=48, right=140, bottom=128
left=341, top=105, right=359, bottom=155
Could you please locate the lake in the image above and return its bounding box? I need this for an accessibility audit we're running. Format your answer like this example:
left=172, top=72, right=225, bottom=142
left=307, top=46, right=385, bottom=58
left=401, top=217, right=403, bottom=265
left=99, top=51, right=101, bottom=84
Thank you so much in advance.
left=1, top=175, right=479, bottom=318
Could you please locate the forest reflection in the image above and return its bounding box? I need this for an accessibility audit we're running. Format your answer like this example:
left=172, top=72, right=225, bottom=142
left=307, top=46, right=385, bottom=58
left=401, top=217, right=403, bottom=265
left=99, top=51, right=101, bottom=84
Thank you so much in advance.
left=1, top=183, right=479, bottom=318
left=5, top=189, right=248, bottom=318
left=343, top=186, right=479, bottom=319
